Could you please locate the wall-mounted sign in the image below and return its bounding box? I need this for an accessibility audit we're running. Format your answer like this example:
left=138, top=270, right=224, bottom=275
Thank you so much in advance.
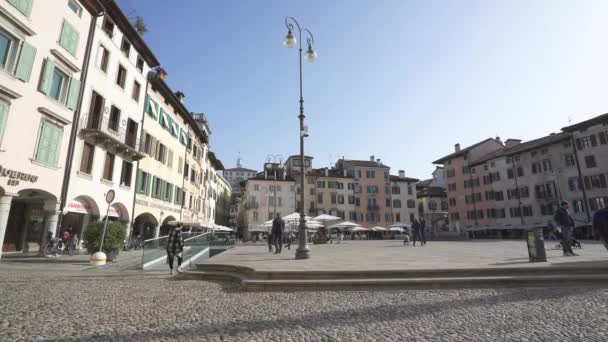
left=0, top=165, right=38, bottom=186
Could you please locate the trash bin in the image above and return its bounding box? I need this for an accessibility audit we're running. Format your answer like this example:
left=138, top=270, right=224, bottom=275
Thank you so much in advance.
left=526, top=228, right=547, bottom=262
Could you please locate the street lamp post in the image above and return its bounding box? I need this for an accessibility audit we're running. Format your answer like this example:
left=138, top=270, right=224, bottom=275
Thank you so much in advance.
left=283, top=16, right=317, bottom=259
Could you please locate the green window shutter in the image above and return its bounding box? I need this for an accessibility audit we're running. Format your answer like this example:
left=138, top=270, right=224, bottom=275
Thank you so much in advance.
left=7, top=0, right=32, bottom=16
left=0, top=101, right=8, bottom=140
left=168, top=184, right=173, bottom=203
left=165, top=115, right=174, bottom=135
left=15, top=41, right=36, bottom=82
left=161, top=180, right=167, bottom=201
left=36, top=121, right=62, bottom=165
left=158, top=108, right=166, bottom=128
left=136, top=169, right=143, bottom=193
left=59, top=20, right=79, bottom=56
left=145, top=173, right=151, bottom=196
left=66, top=78, right=80, bottom=110
left=172, top=121, right=180, bottom=138
left=38, top=58, right=55, bottom=95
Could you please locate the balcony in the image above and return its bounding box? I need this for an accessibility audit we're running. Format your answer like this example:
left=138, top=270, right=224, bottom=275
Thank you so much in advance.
left=80, top=115, right=145, bottom=161
left=367, top=204, right=380, bottom=211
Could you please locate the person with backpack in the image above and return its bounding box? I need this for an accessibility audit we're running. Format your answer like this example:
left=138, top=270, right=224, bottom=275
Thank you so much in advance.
left=554, top=201, right=578, bottom=256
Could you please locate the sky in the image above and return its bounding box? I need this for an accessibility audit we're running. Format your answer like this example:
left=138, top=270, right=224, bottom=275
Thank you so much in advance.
left=118, top=0, right=608, bottom=179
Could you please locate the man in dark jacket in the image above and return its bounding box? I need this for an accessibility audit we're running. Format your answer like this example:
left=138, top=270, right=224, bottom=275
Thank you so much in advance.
left=554, top=201, right=577, bottom=256
left=271, top=214, right=285, bottom=254
left=593, top=207, right=608, bottom=252
left=411, top=218, right=423, bottom=247
left=166, top=224, right=185, bottom=275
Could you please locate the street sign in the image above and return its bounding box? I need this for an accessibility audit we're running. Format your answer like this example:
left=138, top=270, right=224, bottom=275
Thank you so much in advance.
left=105, top=190, right=115, bottom=204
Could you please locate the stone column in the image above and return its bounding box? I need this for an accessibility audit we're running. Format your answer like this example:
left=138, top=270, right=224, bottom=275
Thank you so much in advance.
left=39, top=200, right=60, bottom=255
left=0, top=194, right=16, bottom=260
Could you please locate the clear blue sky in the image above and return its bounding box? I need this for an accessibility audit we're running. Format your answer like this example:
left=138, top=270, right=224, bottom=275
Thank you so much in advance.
left=118, top=0, right=608, bottom=179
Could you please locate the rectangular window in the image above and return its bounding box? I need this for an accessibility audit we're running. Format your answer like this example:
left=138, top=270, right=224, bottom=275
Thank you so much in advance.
left=136, top=56, right=144, bottom=73
left=331, top=193, right=337, bottom=204
left=449, top=198, right=456, bottom=206
left=120, top=161, right=133, bottom=187
left=49, top=67, right=69, bottom=102
left=585, top=155, right=597, bottom=168
left=68, top=0, right=82, bottom=16
left=0, top=100, right=8, bottom=146
left=309, top=188, right=314, bottom=195
left=116, top=64, right=126, bottom=88
left=59, top=20, right=79, bottom=56
left=393, top=199, right=401, bottom=208
left=7, top=0, right=33, bottom=16
left=392, top=186, right=400, bottom=194
left=338, top=195, right=344, bottom=204
left=120, top=37, right=131, bottom=57
left=130, top=81, right=142, bottom=102
left=564, top=154, right=576, bottom=167
left=108, top=105, right=120, bottom=131
left=317, top=193, right=323, bottom=204
left=448, top=183, right=456, bottom=191
left=102, top=152, right=115, bottom=181
left=96, top=45, right=109, bottom=72
left=102, top=17, right=114, bottom=37
left=34, top=121, right=63, bottom=166
left=79, top=142, right=94, bottom=174
left=317, top=181, right=325, bottom=188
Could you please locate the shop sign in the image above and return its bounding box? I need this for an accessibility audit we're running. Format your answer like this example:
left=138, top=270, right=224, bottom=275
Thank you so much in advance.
left=0, top=165, right=38, bottom=186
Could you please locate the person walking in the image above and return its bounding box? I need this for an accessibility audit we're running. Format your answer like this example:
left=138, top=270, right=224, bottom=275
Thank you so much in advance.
left=419, top=217, right=427, bottom=246
left=271, top=213, right=285, bottom=254
left=166, top=223, right=185, bottom=275
left=554, top=201, right=578, bottom=256
left=412, top=218, right=423, bottom=246
left=593, top=207, right=608, bottom=251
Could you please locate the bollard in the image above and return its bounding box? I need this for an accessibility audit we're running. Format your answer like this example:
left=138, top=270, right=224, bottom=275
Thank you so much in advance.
left=526, top=228, right=547, bottom=262
left=90, top=251, right=107, bottom=266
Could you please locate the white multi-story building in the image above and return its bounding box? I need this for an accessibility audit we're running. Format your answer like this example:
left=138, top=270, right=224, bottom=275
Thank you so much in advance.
left=61, top=1, right=159, bottom=239
left=0, top=0, right=95, bottom=255
left=389, top=170, right=419, bottom=225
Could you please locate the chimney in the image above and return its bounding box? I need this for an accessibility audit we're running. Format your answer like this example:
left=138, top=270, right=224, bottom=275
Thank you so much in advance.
left=175, top=91, right=185, bottom=103
left=495, top=136, right=502, bottom=145
left=505, top=139, right=522, bottom=148
left=454, top=143, right=461, bottom=152
left=370, top=155, right=375, bottom=162
left=398, top=170, right=405, bottom=178
left=156, top=67, right=167, bottom=80
left=376, top=158, right=381, bottom=165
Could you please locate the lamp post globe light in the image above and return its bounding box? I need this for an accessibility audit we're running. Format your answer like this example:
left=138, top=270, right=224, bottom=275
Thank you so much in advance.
left=283, top=16, right=316, bottom=260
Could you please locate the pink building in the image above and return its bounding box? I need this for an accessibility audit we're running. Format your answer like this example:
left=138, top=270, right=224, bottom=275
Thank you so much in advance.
left=433, top=139, right=504, bottom=233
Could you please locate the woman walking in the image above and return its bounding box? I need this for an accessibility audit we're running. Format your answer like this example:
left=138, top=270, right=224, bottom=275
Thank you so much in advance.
left=167, top=223, right=185, bottom=275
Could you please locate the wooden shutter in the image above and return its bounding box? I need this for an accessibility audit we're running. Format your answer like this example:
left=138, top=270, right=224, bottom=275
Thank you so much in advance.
left=79, top=143, right=93, bottom=173
left=38, top=58, right=55, bottom=95
left=15, top=41, right=36, bottom=81
left=136, top=169, right=143, bottom=192
left=60, top=21, right=79, bottom=55
left=36, top=122, right=62, bottom=165
left=590, top=134, right=597, bottom=147
left=145, top=173, right=151, bottom=196
left=66, top=78, right=81, bottom=110
left=7, top=0, right=32, bottom=16
left=167, top=149, right=173, bottom=168
left=0, top=101, right=8, bottom=140
left=599, top=132, right=607, bottom=145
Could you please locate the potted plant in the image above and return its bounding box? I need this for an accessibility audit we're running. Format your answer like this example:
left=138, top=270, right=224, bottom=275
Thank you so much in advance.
left=83, top=221, right=127, bottom=261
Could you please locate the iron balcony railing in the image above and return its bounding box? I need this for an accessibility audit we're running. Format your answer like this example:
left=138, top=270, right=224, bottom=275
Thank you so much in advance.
left=80, top=114, right=145, bottom=161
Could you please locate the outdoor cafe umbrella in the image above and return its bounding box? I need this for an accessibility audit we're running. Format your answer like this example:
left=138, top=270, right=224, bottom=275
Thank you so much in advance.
left=372, top=226, right=388, bottom=232
left=328, top=221, right=360, bottom=230
left=349, top=226, right=370, bottom=232
left=313, top=214, right=342, bottom=222
left=389, top=227, right=404, bottom=232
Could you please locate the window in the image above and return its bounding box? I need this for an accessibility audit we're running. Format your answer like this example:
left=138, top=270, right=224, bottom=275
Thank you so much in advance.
left=96, top=45, right=109, bottom=72
left=392, top=186, right=400, bottom=194
left=577, top=135, right=597, bottom=150
left=495, top=191, right=504, bottom=201
left=583, top=174, right=607, bottom=190
left=34, top=121, right=63, bottom=166
left=589, top=197, right=608, bottom=211
left=407, top=199, right=416, bottom=208
left=448, top=183, right=456, bottom=191
left=0, top=100, right=9, bottom=147
left=39, top=59, right=80, bottom=109
left=108, top=105, right=120, bottom=131
left=79, top=142, right=94, bottom=174
left=338, top=195, right=344, bottom=204
left=309, top=187, right=314, bottom=195
left=49, top=67, right=69, bottom=102
left=366, top=170, right=375, bottom=178
left=393, top=199, right=401, bottom=208
left=0, top=27, right=37, bottom=81
left=68, top=0, right=82, bottom=16
left=385, top=198, right=391, bottom=207
left=102, top=152, right=115, bottom=181
left=355, top=197, right=360, bottom=206
left=120, top=161, right=133, bottom=187
left=408, top=185, right=413, bottom=195
left=317, top=181, right=325, bottom=188
left=156, top=143, right=167, bottom=164
left=136, top=56, right=144, bottom=73
left=102, top=17, right=114, bottom=37
left=116, top=65, right=126, bottom=88
left=395, top=213, right=401, bottom=222
left=7, top=0, right=33, bottom=16
left=331, top=193, right=337, bottom=204
left=585, top=155, right=596, bottom=168
left=120, top=37, right=131, bottom=57
left=542, top=159, right=552, bottom=172
left=523, top=206, right=533, bottom=217
left=446, top=169, right=455, bottom=177
left=136, top=170, right=150, bottom=194
left=132, top=81, right=141, bottom=102
left=564, top=154, right=576, bottom=167
left=59, top=20, right=79, bottom=56
left=449, top=198, right=456, bottom=206
left=317, top=193, right=323, bottom=204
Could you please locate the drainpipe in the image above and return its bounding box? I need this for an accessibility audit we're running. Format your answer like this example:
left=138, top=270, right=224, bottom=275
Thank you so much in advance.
left=56, top=6, right=103, bottom=235
left=128, top=74, right=152, bottom=240
left=179, top=142, right=187, bottom=221
left=570, top=136, right=591, bottom=222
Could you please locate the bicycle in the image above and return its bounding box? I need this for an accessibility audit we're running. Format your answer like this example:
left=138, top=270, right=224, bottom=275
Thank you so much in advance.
left=42, top=237, right=66, bottom=256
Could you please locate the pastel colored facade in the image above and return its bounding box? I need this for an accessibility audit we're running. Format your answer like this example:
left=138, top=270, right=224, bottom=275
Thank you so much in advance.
left=214, top=172, right=231, bottom=226
left=416, top=166, right=449, bottom=235
left=0, top=0, right=95, bottom=255
left=311, top=167, right=356, bottom=220
left=335, top=157, right=392, bottom=228
left=389, top=171, right=419, bottom=225
left=434, top=139, right=504, bottom=233
left=222, top=162, right=257, bottom=195
left=62, top=3, right=159, bottom=241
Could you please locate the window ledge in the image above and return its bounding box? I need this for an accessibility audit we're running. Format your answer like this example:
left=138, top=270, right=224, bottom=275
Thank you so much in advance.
left=120, top=184, right=131, bottom=191
left=76, top=171, right=93, bottom=180
left=38, top=107, right=71, bottom=125
left=0, top=6, right=36, bottom=36
left=30, top=159, right=61, bottom=170
left=100, top=178, right=114, bottom=186
left=0, top=82, right=21, bottom=101
left=50, top=49, right=80, bottom=73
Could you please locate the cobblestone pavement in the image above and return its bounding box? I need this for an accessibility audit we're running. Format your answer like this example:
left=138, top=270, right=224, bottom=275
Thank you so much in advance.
left=1, top=267, right=607, bottom=342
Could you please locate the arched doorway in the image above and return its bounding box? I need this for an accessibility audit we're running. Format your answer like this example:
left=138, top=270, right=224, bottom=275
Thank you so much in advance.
left=3, top=189, right=56, bottom=253
left=133, top=213, right=158, bottom=240
left=62, top=195, right=100, bottom=240
left=160, top=216, right=176, bottom=237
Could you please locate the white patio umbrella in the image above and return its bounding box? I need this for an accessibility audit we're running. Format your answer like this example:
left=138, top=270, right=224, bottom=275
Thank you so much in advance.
left=372, top=226, right=388, bottom=232
left=350, top=226, right=370, bottom=232
left=328, top=221, right=360, bottom=230
left=313, top=214, right=342, bottom=222
left=389, top=227, right=404, bottom=232
left=390, top=223, right=410, bottom=228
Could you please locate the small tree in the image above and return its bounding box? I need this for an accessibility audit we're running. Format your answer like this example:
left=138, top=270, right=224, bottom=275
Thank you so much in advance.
left=133, top=16, right=148, bottom=36
left=83, top=221, right=126, bottom=254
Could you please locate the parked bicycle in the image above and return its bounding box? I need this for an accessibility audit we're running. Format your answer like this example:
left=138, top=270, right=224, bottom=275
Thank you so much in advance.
left=123, top=235, right=143, bottom=251
left=42, top=237, right=66, bottom=256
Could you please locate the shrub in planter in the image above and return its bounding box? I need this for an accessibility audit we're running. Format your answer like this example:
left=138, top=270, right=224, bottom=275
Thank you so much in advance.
left=83, top=221, right=126, bottom=256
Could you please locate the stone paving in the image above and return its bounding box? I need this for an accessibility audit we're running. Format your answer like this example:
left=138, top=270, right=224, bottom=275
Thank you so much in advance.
left=204, top=240, right=608, bottom=271
left=0, top=263, right=607, bottom=341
